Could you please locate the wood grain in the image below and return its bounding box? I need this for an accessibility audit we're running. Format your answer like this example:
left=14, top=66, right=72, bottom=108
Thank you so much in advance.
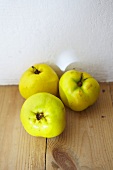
left=0, top=83, right=113, bottom=170
left=46, top=83, right=113, bottom=170
left=0, top=86, right=46, bottom=170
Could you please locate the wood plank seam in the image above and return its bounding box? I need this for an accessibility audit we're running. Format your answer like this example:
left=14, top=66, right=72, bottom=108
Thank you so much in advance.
left=45, top=138, right=47, bottom=170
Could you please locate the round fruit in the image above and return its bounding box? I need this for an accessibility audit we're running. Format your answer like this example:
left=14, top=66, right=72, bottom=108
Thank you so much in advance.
left=19, top=63, right=59, bottom=99
left=20, top=92, right=66, bottom=138
left=59, top=70, right=100, bottom=111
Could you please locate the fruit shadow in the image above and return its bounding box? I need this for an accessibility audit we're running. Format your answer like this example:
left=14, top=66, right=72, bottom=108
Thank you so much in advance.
left=43, top=62, right=64, bottom=78
left=45, top=61, right=107, bottom=82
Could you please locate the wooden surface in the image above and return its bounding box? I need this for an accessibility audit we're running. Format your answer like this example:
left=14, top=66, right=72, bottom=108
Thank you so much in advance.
left=0, top=83, right=113, bottom=170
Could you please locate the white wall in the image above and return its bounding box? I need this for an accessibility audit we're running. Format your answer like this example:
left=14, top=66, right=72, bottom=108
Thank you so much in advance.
left=0, top=0, right=113, bottom=84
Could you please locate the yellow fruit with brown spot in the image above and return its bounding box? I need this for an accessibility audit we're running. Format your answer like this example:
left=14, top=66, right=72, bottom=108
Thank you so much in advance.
left=59, top=70, right=100, bottom=111
left=19, top=63, right=59, bottom=99
left=20, top=92, right=66, bottom=138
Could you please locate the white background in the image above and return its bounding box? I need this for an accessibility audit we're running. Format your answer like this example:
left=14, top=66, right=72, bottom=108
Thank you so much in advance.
left=0, top=0, right=113, bottom=84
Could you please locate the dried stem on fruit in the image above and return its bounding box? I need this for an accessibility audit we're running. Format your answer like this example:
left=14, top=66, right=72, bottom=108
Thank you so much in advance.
left=32, top=66, right=41, bottom=74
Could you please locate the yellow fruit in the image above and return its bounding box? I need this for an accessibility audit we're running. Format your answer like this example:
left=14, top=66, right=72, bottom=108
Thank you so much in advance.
left=20, top=92, right=66, bottom=138
left=59, top=70, right=100, bottom=111
left=19, top=63, right=59, bottom=99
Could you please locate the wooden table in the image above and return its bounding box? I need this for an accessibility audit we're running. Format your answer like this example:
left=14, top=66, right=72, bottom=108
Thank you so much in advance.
left=0, top=83, right=113, bottom=170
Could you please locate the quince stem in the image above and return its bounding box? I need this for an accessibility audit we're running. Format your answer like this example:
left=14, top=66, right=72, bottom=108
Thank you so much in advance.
left=36, top=112, right=44, bottom=120
left=32, top=66, right=41, bottom=74
left=78, top=73, right=83, bottom=87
